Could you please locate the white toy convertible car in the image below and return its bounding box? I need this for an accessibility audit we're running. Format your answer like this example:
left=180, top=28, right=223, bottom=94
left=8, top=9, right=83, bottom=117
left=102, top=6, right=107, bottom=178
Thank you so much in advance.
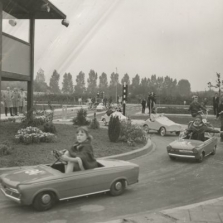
left=101, top=111, right=127, bottom=125
left=96, top=103, right=106, bottom=111
left=143, top=114, right=184, bottom=136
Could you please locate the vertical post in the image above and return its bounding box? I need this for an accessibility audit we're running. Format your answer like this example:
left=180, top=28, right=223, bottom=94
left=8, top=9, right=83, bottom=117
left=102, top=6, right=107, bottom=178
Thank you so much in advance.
left=0, top=1, right=2, bottom=120
left=123, top=82, right=126, bottom=116
left=116, top=67, right=117, bottom=104
left=27, top=16, right=35, bottom=119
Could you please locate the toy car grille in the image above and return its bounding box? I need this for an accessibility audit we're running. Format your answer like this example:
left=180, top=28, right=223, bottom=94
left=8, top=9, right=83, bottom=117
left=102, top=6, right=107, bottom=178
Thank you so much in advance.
left=1, top=184, right=20, bottom=199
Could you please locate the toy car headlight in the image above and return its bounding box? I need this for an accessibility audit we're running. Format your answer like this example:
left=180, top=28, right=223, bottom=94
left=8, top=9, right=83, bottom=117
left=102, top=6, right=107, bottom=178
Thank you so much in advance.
left=167, top=145, right=173, bottom=151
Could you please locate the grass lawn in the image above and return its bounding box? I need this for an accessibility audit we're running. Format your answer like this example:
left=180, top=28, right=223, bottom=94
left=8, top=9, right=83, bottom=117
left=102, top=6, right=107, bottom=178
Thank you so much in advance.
left=0, top=122, right=143, bottom=168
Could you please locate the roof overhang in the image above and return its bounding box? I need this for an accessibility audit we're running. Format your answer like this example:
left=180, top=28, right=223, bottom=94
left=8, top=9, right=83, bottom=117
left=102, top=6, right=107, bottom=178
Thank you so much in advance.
left=1, top=0, right=66, bottom=19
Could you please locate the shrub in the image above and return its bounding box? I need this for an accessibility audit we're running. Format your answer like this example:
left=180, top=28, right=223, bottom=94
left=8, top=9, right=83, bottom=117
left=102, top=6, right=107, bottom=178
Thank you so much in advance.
left=89, top=112, right=100, bottom=129
left=0, top=141, right=14, bottom=156
left=72, top=108, right=90, bottom=126
left=120, top=120, right=147, bottom=146
left=108, top=116, right=121, bottom=142
left=15, top=126, right=57, bottom=144
left=43, top=122, right=57, bottom=133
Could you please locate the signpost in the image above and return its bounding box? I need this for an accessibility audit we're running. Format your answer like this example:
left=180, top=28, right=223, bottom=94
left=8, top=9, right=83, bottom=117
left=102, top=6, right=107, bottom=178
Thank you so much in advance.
left=122, top=82, right=128, bottom=116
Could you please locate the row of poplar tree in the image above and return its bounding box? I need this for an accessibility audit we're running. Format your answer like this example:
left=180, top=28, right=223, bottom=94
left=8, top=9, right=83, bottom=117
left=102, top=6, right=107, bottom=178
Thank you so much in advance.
left=33, top=68, right=192, bottom=101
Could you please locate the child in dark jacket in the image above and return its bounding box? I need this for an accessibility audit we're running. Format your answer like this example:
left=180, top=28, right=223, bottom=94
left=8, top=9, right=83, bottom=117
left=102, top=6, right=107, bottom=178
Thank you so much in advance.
left=185, top=115, right=222, bottom=141
left=61, top=126, right=98, bottom=173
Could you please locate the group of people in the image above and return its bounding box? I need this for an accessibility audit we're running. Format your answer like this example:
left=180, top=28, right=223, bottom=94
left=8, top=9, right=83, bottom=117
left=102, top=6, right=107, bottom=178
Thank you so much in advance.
left=141, top=92, right=156, bottom=115
left=188, top=93, right=223, bottom=131
left=1, top=87, right=26, bottom=117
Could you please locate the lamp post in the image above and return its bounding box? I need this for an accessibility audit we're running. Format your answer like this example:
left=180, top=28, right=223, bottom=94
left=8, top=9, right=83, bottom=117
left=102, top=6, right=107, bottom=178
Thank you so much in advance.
left=116, top=67, right=118, bottom=104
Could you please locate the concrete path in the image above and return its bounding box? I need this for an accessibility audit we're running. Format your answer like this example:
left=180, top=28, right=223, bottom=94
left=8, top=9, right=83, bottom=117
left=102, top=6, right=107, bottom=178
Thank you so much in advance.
left=96, top=197, right=223, bottom=223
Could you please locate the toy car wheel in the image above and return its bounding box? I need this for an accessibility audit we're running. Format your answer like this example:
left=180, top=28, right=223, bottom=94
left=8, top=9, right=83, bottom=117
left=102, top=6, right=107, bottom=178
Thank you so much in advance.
left=169, top=155, right=176, bottom=160
left=109, top=180, right=126, bottom=196
left=159, top=127, right=166, bottom=137
left=143, top=124, right=149, bottom=133
left=211, top=145, right=217, bottom=155
left=33, top=191, right=57, bottom=211
left=197, top=152, right=204, bottom=163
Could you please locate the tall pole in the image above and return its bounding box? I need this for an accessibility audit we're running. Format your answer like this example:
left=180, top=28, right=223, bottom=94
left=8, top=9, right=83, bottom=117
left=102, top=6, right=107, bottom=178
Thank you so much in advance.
left=0, top=1, right=2, bottom=120
left=116, top=67, right=117, bottom=104
left=27, top=16, right=35, bottom=120
left=123, top=82, right=126, bottom=116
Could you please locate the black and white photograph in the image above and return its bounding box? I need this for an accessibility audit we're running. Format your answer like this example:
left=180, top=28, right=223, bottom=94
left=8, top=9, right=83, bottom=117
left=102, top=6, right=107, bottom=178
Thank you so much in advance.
left=0, top=0, right=223, bottom=222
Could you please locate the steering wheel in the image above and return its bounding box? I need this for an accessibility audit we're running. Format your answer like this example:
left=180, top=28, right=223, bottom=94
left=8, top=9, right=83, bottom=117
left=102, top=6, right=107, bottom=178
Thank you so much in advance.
left=52, top=150, right=67, bottom=166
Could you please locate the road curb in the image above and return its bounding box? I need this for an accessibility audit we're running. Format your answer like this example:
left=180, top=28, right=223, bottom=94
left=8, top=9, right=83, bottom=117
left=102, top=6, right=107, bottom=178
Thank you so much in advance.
left=161, top=196, right=223, bottom=214
left=0, top=138, right=154, bottom=175
left=102, top=138, right=153, bottom=161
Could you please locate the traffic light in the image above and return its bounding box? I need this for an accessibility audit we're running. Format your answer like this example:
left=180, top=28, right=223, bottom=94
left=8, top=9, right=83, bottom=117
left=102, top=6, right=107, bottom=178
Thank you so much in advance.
left=122, top=82, right=128, bottom=103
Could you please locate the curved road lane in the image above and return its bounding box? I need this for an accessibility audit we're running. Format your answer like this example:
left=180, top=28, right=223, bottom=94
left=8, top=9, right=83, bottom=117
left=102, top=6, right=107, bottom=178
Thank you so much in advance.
left=0, top=134, right=223, bottom=223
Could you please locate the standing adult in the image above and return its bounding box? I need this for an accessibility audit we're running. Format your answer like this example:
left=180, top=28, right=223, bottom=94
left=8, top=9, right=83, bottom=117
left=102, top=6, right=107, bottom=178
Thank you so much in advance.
left=78, top=97, right=82, bottom=106
left=2, top=87, right=13, bottom=116
left=141, top=98, right=146, bottom=114
left=19, top=88, right=26, bottom=114
left=147, top=92, right=156, bottom=116
left=201, top=98, right=208, bottom=110
left=12, top=88, right=20, bottom=116
left=213, top=93, right=219, bottom=118
left=103, top=97, right=107, bottom=107
left=218, top=98, right=223, bottom=131
left=188, top=96, right=206, bottom=117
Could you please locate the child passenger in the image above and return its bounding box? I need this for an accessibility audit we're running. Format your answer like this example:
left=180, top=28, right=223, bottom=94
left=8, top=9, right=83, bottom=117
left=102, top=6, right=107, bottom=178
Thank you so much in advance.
left=61, top=126, right=98, bottom=173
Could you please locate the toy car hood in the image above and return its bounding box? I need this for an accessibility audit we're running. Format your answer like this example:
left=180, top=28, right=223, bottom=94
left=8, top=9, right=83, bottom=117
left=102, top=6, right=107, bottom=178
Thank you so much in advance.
left=169, top=139, right=204, bottom=150
left=155, top=116, right=181, bottom=126
left=0, top=165, right=62, bottom=187
left=111, top=111, right=127, bottom=120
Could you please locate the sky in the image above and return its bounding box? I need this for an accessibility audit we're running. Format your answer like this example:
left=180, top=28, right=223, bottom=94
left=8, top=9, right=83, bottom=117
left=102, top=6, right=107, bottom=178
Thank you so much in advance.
left=32, top=0, right=223, bottom=91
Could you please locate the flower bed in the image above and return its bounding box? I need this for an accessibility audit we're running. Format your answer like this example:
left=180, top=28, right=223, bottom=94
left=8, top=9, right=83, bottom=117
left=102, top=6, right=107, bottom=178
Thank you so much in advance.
left=15, top=126, right=57, bottom=145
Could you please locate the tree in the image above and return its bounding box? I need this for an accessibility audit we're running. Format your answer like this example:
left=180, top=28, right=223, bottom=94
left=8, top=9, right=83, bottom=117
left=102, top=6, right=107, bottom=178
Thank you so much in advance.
left=49, top=70, right=61, bottom=94
left=177, top=79, right=191, bottom=96
left=131, top=74, right=140, bottom=96
left=98, top=72, right=108, bottom=94
left=140, top=77, right=149, bottom=97
left=87, top=69, right=98, bottom=96
left=34, top=68, right=48, bottom=92
left=67, top=73, right=74, bottom=94
left=121, top=73, right=130, bottom=85
left=109, top=72, right=119, bottom=99
left=62, top=73, right=69, bottom=94
left=161, top=76, right=177, bottom=103
left=74, top=71, right=85, bottom=96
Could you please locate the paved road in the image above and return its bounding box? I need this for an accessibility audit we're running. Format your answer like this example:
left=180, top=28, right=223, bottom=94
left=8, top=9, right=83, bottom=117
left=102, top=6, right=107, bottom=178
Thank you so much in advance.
left=0, top=133, right=223, bottom=223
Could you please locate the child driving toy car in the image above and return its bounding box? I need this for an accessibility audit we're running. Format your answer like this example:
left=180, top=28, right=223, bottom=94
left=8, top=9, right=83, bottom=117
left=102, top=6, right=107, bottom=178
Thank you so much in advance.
left=60, top=126, right=98, bottom=173
left=185, top=115, right=222, bottom=141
